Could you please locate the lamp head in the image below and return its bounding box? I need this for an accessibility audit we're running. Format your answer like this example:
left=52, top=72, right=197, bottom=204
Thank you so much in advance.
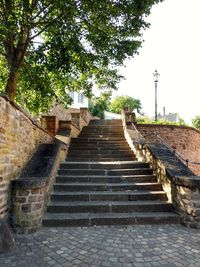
left=153, top=70, right=160, bottom=82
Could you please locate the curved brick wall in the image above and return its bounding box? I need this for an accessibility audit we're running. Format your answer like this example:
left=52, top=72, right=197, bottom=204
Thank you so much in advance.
left=136, top=124, right=200, bottom=175
left=0, top=96, right=53, bottom=218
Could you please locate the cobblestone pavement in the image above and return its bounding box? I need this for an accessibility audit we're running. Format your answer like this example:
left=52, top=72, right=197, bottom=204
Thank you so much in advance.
left=1, top=224, right=200, bottom=267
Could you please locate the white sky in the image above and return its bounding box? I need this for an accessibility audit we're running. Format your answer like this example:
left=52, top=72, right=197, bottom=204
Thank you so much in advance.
left=113, top=0, right=200, bottom=124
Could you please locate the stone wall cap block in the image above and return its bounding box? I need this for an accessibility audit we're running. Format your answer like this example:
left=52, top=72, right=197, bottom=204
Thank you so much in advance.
left=144, top=143, right=200, bottom=189
left=12, top=177, right=46, bottom=189
left=20, top=143, right=61, bottom=178
left=173, top=176, right=200, bottom=188
left=147, top=143, right=194, bottom=177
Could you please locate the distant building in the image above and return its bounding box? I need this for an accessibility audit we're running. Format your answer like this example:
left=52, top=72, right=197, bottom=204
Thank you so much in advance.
left=158, top=113, right=179, bottom=122
left=68, top=92, right=88, bottom=108
left=104, top=111, right=121, bottom=120
left=157, top=107, right=179, bottom=123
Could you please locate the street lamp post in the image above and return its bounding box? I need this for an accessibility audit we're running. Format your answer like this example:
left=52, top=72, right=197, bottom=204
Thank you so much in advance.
left=153, top=70, right=160, bottom=121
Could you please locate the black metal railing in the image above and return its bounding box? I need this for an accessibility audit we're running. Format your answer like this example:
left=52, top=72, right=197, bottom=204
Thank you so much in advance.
left=131, top=123, right=200, bottom=169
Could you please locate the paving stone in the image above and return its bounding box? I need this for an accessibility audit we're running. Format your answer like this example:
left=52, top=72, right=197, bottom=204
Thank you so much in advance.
left=0, top=225, right=200, bottom=266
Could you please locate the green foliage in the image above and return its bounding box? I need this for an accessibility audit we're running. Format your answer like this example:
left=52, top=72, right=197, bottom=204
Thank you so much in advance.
left=110, top=95, right=142, bottom=114
left=0, top=0, right=162, bottom=110
left=0, top=56, right=7, bottom=92
left=137, top=116, right=187, bottom=126
left=89, top=91, right=112, bottom=119
left=192, top=115, right=200, bottom=130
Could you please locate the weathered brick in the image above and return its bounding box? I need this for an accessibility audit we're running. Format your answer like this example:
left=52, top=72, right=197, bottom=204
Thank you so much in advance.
left=16, top=190, right=30, bottom=196
left=32, top=203, right=43, bottom=211
left=37, top=196, right=44, bottom=202
left=21, top=204, right=32, bottom=213
left=28, top=196, right=37, bottom=203
left=15, top=197, right=27, bottom=203
left=137, top=124, right=200, bottom=175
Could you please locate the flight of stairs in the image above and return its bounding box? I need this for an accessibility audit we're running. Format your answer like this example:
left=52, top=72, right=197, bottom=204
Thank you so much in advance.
left=43, top=119, right=179, bottom=226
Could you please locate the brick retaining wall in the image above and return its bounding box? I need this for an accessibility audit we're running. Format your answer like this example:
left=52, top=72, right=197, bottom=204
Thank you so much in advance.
left=137, top=124, right=200, bottom=175
left=0, top=96, right=53, bottom=219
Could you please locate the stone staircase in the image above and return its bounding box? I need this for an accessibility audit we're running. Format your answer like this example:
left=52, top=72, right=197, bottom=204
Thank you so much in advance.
left=43, top=119, right=179, bottom=226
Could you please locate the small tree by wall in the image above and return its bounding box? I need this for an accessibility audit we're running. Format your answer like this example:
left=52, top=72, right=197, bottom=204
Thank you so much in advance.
left=192, top=115, right=200, bottom=130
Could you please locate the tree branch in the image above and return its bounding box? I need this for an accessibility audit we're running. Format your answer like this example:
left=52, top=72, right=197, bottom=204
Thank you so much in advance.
left=29, top=11, right=64, bottom=40
left=31, top=0, right=54, bottom=21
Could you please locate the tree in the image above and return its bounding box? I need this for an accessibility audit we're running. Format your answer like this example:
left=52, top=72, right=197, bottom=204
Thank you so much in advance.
left=0, top=0, right=162, bottom=105
left=89, top=91, right=111, bottom=119
left=192, top=115, right=200, bottom=130
left=110, top=95, right=142, bottom=114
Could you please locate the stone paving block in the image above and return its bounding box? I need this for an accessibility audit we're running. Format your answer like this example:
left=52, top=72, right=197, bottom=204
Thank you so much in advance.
left=0, top=225, right=200, bottom=266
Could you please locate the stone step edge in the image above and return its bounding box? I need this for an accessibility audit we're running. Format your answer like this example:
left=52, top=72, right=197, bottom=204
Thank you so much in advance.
left=47, top=200, right=171, bottom=206
left=56, top=174, right=156, bottom=178
left=62, top=161, right=143, bottom=164
left=51, top=190, right=165, bottom=196
left=54, top=182, right=160, bottom=186
left=43, top=211, right=179, bottom=220
left=58, top=168, right=152, bottom=172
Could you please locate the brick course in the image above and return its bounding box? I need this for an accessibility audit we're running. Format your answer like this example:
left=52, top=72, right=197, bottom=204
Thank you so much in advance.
left=0, top=96, right=53, bottom=218
left=137, top=124, right=200, bottom=175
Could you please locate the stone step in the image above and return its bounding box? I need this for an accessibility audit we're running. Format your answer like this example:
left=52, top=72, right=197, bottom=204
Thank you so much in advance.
left=51, top=191, right=168, bottom=202
left=89, top=119, right=122, bottom=125
left=69, top=144, right=130, bottom=149
left=60, top=161, right=149, bottom=170
left=80, top=130, right=124, bottom=134
left=67, top=153, right=135, bottom=160
left=79, top=133, right=125, bottom=137
left=43, top=212, right=179, bottom=227
left=71, top=138, right=127, bottom=143
left=70, top=142, right=129, bottom=147
left=58, top=168, right=153, bottom=176
left=68, top=148, right=133, bottom=156
left=78, top=135, right=125, bottom=139
left=88, top=122, right=122, bottom=126
left=80, top=128, right=124, bottom=132
left=82, top=124, right=123, bottom=128
left=81, top=129, right=124, bottom=133
left=56, top=174, right=157, bottom=183
left=47, top=201, right=174, bottom=213
left=83, top=122, right=123, bottom=125
left=53, top=182, right=162, bottom=192
left=66, top=153, right=136, bottom=157
left=66, top=157, right=135, bottom=162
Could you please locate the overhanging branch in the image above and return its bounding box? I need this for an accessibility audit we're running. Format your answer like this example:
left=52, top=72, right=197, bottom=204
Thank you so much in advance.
left=29, top=11, right=64, bottom=41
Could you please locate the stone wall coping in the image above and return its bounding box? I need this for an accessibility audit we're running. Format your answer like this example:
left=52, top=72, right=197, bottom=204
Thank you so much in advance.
left=71, top=121, right=80, bottom=130
left=0, top=95, right=54, bottom=138
left=137, top=123, right=200, bottom=134
left=172, top=175, right=200, bottom=188
left=12, top=141, right=65, bottom=189
left=80, top=114, right=88, bottom=124
left=145, top=143, right=200, bottom=189
left=12, top=178, right=46, bottom=189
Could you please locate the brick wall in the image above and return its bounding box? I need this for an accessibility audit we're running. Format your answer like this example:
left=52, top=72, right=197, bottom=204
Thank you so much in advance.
left=49, top=104, right=75, bottom=121
left=0, top=96, right=53, bottom=218
left=136, top=124, right=200, bottom=175
left=42, top=106, right=92, bottom=139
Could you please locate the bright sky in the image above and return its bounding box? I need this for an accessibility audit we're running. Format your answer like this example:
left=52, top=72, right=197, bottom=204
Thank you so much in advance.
left=114, top=0, right=200, bottom=124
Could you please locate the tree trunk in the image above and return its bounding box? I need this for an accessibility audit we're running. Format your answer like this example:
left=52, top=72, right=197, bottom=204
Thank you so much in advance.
left=5, top=70, right=19, bottom=101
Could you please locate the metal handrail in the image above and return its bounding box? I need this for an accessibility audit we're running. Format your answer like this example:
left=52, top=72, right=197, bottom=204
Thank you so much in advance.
left=131, top=123, right=200, bottom=168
